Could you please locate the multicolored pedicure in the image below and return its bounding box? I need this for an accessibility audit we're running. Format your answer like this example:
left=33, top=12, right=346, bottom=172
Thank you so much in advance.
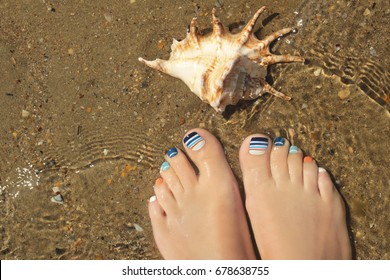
left=249, top=137, right=269, bottom=155
left=166, top=147, right=178, bottom=158
left=160, top=161, right=170, bottom=172
left=289, top=145, right=299, bottom=154
left=273, top=137, right=285, bottom=147
left=183, top=132, right=205, bottom=151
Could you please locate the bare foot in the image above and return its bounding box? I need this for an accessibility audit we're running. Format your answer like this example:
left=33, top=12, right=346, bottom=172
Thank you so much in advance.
left=239, top=135, right=351, bottom=259
left=148, top=129, right=255, bottom=259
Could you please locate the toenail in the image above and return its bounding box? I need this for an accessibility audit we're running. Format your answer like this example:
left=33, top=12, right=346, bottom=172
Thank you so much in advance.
left=304, top=156, right=314, bottom=163
left=149, top=195, right=156, bottom=202
left=155, top=178, right=164, bottom=185
left=249, top=137, right=269, bottom=155
left=166, top=147, right=178, bottom=158
left=183, top=132, right=205, bottom=151
left=318, top=167, right=327, bottom=173
left=273, top=137, right=285, bottom=147
left=289, top=145, right=299, bottom=154
left=160, top=161, right=170, bottom=172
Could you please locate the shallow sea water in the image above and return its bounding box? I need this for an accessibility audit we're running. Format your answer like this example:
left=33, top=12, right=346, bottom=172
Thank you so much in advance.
left=0, top=0, right=389, bottom=259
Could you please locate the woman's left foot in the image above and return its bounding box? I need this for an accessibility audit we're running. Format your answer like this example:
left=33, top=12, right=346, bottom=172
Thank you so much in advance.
left=239, top=134, right=352, bottom=259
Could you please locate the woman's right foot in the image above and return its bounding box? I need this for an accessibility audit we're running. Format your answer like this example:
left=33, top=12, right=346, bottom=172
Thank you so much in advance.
left=239, top=135, right=352, bottom=259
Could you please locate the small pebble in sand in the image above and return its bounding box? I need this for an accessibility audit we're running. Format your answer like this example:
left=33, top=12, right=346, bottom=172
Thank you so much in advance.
left=369, top=47, right=378, bottom=57
left=103, top=149, right=109, bottom=156
left=338, top=88, right=350, bottom=100
left=125, top=164, right=136, bottom=172
left=363, top=8, right=371, bottom=16
left=334, top=43, right=342, bottom=53
left=22, top=109, right=30, bottom=118
left=157, top=39, right=165, bottom=49
left=103, top=12, right=114, bottom=22
left=51, top=193, right=64, bottom=204
left=67, top=48, right=74, bottom=55
left=133, top=223, right=143, bottom=232
left=127, top=223, right=143, bottom=232
left=313, top=68, right=322, bottom=76
left=52, top=186, right=61, bottom=193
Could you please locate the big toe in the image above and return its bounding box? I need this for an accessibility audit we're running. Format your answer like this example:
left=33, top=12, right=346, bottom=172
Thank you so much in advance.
left=182, top=129, right=233, bottom=182
left=239, top=134, right=272, bottom=193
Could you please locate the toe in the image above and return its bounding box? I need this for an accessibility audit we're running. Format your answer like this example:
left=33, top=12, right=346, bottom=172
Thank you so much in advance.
left=239, top=134, right=272, bottom=191
left=239, top=134, right=271, bottom=174
left=270, top=137, right=290, bottom=182
left=317, top=167, right=336, bottom=201
left=287, top=145, right=304, bottom=184
left=182, top=128, right=232, bottom=180
left=159, top=161, right=184, bottom=199
left=303, top=156, right=319, bottom=192
left=148, top=195, right=172, bottom=257
left=148, top=195, right=165, bottom=222
left=148, top=195, right=167, bottom=235
left=164, top=147, right=197, bottom=189
left=153, top=178, right=178, bottom=215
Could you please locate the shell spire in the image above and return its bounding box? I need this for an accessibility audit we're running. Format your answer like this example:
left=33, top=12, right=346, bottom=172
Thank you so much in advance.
left=212, top=8, right=225, bottom=38
left=138, top=7, right=305, bottom=113
left=237, top=6, right=266, bottom=45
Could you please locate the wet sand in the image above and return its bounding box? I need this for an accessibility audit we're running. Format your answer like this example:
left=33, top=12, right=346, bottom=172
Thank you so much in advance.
left=0, top=0, right=389, bottom=259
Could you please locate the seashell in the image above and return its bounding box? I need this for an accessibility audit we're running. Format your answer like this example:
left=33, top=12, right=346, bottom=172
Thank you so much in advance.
left=139, top=7, right=305, bottom=113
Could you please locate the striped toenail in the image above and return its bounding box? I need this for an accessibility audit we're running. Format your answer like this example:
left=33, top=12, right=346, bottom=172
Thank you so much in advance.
left=249, top=137, right=269, bottom=155
left=166, top=147, right=178, bottom=158
left=183, top=132, right=205, bottom=151
left=273, top=137, right=285, bottom=147
left=289, top=145, right=299, bottom=154
left=160, top=161, right=170, bottom=172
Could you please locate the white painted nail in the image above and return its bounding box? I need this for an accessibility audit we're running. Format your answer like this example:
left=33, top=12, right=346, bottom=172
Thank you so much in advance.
left=149, top=195, right=156, bottom=202
left=318, top=167, right=327, bottom=173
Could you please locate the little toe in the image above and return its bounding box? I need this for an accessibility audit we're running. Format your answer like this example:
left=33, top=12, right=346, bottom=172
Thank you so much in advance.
left=287, top=145, right=304, bottom=184
left=159, top=161, right=184, bottom=199
left=164, top=147, right=197, bottom=189
left=148, top=195, right=173, bottom=257
left=148, top=195, right=166, bottom=224
left=153, top=178, right=178, bottom=215
left=317, top=167, right=336, bottom=201
left=182, top=129, right=232, bottom=180
left=303, top=156, right=319, bottom=192
left=270, top=137, right=290, bottom=182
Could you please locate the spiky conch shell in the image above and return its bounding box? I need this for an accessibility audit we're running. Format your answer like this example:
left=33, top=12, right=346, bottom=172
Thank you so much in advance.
left=139, top=7, right=304, bottom=113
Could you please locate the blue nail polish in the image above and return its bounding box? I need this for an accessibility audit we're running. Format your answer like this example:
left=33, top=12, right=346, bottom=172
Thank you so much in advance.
left=249, top=137, right=268, bottom=155
left=160, top=161, right=170, bottom=171
left=273, top=137, right=285, bottom=147
left=289, top=145, right=299, bottom=154
left=183, top=132, right=205, bottom=151
left=166, top=147, right=178, bottom=158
